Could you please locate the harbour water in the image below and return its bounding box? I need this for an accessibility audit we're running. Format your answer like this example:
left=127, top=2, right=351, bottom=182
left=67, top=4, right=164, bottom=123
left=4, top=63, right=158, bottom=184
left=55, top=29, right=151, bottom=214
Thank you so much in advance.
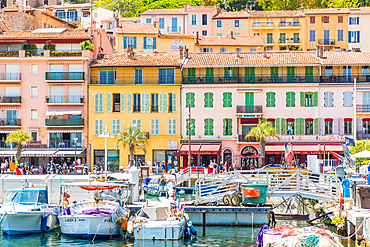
left=0, top=220, right=355, bottom=247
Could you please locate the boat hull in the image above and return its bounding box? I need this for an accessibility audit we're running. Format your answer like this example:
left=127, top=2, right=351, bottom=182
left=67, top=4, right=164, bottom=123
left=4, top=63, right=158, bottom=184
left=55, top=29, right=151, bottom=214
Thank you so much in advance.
left=59, top=215, right=120, bottom=239
left=133, top=219, right=186, bottom=240
left=1, top=213, right=59, bottom=235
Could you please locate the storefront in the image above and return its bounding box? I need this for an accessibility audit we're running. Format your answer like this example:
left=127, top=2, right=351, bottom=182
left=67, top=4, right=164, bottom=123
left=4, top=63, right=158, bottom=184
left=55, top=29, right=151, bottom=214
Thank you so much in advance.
left=152, top=150, right=179, bottom=171
left=94, top=149, right=119, bottom=172
left=178, top=143, right=221, bottom=167
left=240, top=146, right=259, bottom=169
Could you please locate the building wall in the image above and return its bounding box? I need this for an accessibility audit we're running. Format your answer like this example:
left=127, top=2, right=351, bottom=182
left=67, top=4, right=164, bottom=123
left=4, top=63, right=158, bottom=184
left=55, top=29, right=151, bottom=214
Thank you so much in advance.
left=212, top=18, right=249, bottom=36
left=140, top=15, right=186, bottom=34
left=187, top=8, right=218, bottom=36
left=194, top=45, right=261, bottom=53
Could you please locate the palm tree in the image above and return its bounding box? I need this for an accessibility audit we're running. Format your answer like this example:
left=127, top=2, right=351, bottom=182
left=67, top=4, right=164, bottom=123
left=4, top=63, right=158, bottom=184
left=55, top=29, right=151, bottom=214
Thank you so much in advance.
left=116, top=125, right=148, bottom=167
left=6, top=130, right=33, bottom=162
left=246, top=121, right=280, bottom=167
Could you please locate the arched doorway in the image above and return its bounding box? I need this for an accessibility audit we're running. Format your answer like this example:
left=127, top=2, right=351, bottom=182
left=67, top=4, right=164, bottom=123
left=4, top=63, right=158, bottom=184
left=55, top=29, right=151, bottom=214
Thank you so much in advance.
left=241, top=146, right=258, bottom=169
left=223, top=149, right=232, bottom=167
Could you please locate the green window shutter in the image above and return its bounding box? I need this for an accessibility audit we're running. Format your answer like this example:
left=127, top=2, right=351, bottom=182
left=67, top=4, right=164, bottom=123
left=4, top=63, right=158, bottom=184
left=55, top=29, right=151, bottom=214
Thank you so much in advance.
left=275, top=118, right=280, bottom=135
left=281, top=118, right=286, bottom=135
left=313, top=91, right=318, bottom=107
left=107, top=93, right=112, bottom=113
left=223, top=92, right=232, bottom=107
left=159, top=93, right=163, bottom=112
left=172, top=93, right=177, bottom=112
left=224, top=68, right=228, bottom=77
left=95, top=93, right=103, bottom=113
left=163, top=92, right=168, bottom=113
left=300, top=92, right=305, bottom=107
left=205, top=119, right=213, bottom=135
left=120, top=93, right=125, bottom=112
left=146, top=92, right=150, bottom=113
left=204, top=92, right=213, bottom=107
left=286, top=92, right=295, bottom=107
left=191, top=93, right=195, bottom=107
left=314, top=118, right=319, bottom=135
left=94, top=119, right=99, bottom=135
left=232, top=68, right=236, bottom=80
left=271, top=67, right=278, bottom=76
left=141, top=92, right=145, bottom=113
left=245, top=67, right=255, bottom=83
left=227, top=118, right=232, bottom=135
left=128, top=93, right=132, bottom=113
left=150, top=119, right=155, bottom=135
left=300, top=118, right=304, bottom=135
left=133, top=36, right=137, bottom=49
left=287, top=66, right=295, bottom=83
left=206, top=68, right=214, bottom=83
left=186, top=92, right=195, bottom=108
left=223, top=119, right=227, bottom=135
left=173, top=119, right=177, bottom=135
left=245, top=92, right=254, bottom=106
left=112, top=119, right=117, bottom=136
left=143, top=37, right=147, bottom=49
left=266, top=92, right=275, bottom=107
left=188, top=68, right=196, bottom=81
left=305, top=66, right=313, bottom=83
left=295, top=119, right=300, bottom=135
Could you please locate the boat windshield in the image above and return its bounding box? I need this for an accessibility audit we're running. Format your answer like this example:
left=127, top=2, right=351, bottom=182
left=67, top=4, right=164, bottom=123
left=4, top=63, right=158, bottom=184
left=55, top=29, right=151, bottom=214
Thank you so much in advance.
left=4, top=191, right=39, bottom=205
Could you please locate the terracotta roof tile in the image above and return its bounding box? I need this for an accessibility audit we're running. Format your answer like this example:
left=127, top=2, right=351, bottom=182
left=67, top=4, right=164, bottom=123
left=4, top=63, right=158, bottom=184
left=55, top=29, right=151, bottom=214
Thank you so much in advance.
left=183, top=51, right=320, bottom=68
left=197, top=35, right=263, bottom=46
left=90, top=50, right=182, bottom=67
left=120, top=17, right=141, bottom=22
left=304, top=8, right=349, bottom=14
left=141, top=9, right=185, bottom=15
left=0, top=21, right=9, bottom=31
left=0, top=29, right=90, bottom=40
left=213, top=11, right=248, bottom=19
left=349, top=7, right=370, bottom=14
left=186, top=5, right=216, bottom=11
left=322, top=52, right=370, bottom=66
left=116, top=23, right=158, bottom=34
left=248, top=10, right=304, bottom=18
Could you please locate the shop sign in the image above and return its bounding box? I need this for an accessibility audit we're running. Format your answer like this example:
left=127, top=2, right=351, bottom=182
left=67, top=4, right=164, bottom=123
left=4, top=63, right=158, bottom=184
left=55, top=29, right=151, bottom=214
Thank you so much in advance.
left=317, top=135, right=345, bottom=142
left=23, top=141, right=47, bottom=148
left=167, top=141, right=178, bottom=149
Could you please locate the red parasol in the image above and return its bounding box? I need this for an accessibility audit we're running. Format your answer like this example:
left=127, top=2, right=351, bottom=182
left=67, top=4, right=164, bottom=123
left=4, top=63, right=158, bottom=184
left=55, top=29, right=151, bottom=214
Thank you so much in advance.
left=232, top=154, right=246, bottom=158
left=249, top=154, right=261, bottom=158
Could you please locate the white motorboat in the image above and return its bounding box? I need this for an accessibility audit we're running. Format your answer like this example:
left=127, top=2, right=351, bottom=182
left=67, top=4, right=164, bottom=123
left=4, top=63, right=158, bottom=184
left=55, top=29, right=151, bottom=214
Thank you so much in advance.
left=58, top=182, right=129, bottom=239
left=0, top=188, right=59, bottom=235
left=127, top=200, right=187, bottom=240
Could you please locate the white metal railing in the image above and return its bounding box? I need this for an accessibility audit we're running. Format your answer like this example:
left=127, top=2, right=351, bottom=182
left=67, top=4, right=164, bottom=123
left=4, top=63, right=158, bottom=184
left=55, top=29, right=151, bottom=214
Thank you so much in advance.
left=194, top=169, right=341, bottom=204
left=176, top=167, right=208, bottom=185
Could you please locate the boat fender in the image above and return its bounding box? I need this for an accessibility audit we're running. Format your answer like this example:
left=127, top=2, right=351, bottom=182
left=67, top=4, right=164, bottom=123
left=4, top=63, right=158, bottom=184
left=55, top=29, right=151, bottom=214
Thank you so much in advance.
left=121, top=218, right=128, bottom=231
left=184, top=226, right=191, bottom=238
left=46, top=214, right=53, bottom=229
left=188, top=221, right=197, bottom=236
left=40, top=214, right=48, bottom=232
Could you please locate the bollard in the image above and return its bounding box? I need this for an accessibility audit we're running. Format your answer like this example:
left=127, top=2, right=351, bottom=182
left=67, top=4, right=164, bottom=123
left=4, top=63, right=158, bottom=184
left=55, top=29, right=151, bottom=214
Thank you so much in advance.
left=202, top=210, right=206, bottom=237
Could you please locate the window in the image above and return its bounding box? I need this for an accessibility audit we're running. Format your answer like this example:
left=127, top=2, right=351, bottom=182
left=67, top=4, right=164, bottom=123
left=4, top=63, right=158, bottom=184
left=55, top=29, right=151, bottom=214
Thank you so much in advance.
left=338, top=30, right=343, bottom=41
left=31, top=86, right=38, bottom=97
left=364, top=119, right=370, bottom=134
left=31, top=132, right=37, bottom=141
left=132, top=119, right=141, bottom=129
left=168, top=119, right=177, bottom=135
left=322, top=16, right=329, bottom=23
left=192, top=15, right=196, bottom=25
left=123, top=36, right=137, bottom=49
left=159, top=18, right=164, bottom=29
left=344, top=119, right=352, bottom=135
left=200, top=47, right=213, bottom=52
left=280, top=33, right=286, bottom=43
left=266, top=92, right=276, bottom=107
left=267, top=47, right=273, bottom=51
left=304, top=92, right=313, bottom=107
left=150, top=118, right=159, bottom=135
left=267, top=119, right=275, bottom=127
left=151, top=94, right=158, bottom=112
left=135, top=69, right=143, bottom=84
left=310, top=16, right=315, bottom=23
left=286, top=92, right=295, bottom=107
left=235, top=48, right=241, bottom=52
left=325, top=119, right=333, bottom=134
left=31, top=64, right=38, bottom=74
left=324, top=91, right=334, bottom=107
left=310, top=30, right=315, bottom=41
left=204, top=92, right=213, bottom=108
left=223, top=118, right=232, bottom=135
left=133, top=93, right=140, bottom=112
left=220, top=47, right=226, bottom=52
left=99, top=70, right=116, bottom=84
left=234, top=20, right=240, bottom=27
left=338, top=16, right=343, bottom=23
left=216, top=20, right=223, bottom=27
left=349, top=17, right=359, bottom=25
left=202, top=14, right=208, bottom=25
left=107, top=22, right=115, bottom=29
left=343, top=91, right=353, bottom=107
left=112, top=93, right=122, bottom=112
left=168, top=93, right=177, bottom=113
left=362, top=66, right=369, bottom=76
left=305, top=119, right=313, bottom=135
left=349, top=31, right=360, bottom=43
left=112, top=119, right=121, bottom=136
left=287, top=119, right=295, bottom=135
left=325, top=66, right=333, bottom=76
left=280, top=19, right=286, bottom=27
left=171, top=40, right=184, bottom=50
left=202, top=30, right=208, bottom=36
left=186, top=92, right=195, bottom=107
left=267, top=33, right=273, bottom=43
left=204, top=118, right=213, bottom=135
left=250, top=48, right=256, bottom=52
left=158, top=69, right=175, bottom=84
left=223, top=92, right=232, bottom=107
left=31, top=109, right=37, bottom=120
left=95, top=119, right=103, bottom=135
left=94, top=93, right=103, bottom=113
left=186, top=118, right=195, bottom=135
left=144, top=37, right=156, bottom=49
left=146, top=18, right=151, bottom=24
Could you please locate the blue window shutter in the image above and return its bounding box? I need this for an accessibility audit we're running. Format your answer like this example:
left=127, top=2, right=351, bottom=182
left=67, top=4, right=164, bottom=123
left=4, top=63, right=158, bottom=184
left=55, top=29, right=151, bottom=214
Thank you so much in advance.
left=124, top=36, right=127, bottom=49
left=232, top=20, right=235, bottom=27
left=215, top=21, right=217, bottom=27
left=133, top=36, right=137, bottom=49
left=348, top=31, right=351, bottom=42
left=357, top=31, right=360, bottom=42
left=143, top=37, right=147, bottom=49
left=357, top=17, right=359, bottom=24
left=153, top=37, right=156, bottom=49
left=221, top=20, right=224, bottom=27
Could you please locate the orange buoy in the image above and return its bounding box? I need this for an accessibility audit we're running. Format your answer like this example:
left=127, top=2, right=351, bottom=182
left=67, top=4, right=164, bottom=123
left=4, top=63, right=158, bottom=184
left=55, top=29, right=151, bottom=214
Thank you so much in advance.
left=121, top=218, right=127, bottom=231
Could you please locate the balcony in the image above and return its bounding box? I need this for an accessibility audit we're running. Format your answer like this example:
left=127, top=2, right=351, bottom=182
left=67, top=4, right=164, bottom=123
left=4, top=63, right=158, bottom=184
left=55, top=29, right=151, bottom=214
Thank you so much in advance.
left=0, top=118, right=21, bottom=127
left=45, top=118, right=84, bottom=126
left=238, top=135, right=259, bottom=143
left=262, top=38, right=274, bottom=45
left=183, top=75, right=320, bottom=84
left=252, top=22, right=274, bottom=29
left=133, top=106, right=140, bottom=113
left=318, top=39, right=335, bottom=46
left=320, top=74, right=370, bottom=84
left=0, top=73, right=21, bottom=82
left=279, top=38, right=301, bottom=45
left=0, top=96, right=21, bottom=104
left=278, top=22, right=301, bottom=28
left=49, top=140, right=81, bottom=148
left=357, top=131, right=370, bottom=139
left=45, top=72, right=85, bottom=82
left=167, top=26, right=181, bottom=33
left=46, top=95, right=84, bottom=104
left=90, top=75, right=176, bottom=85
left=236, top=105, right=262, bottom=114
left=151, top=106, right=159, bottom=113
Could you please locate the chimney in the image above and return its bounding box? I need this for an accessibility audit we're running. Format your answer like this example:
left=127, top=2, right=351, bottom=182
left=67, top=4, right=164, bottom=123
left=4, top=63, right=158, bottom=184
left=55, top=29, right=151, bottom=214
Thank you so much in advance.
left=127, top=46, right=134, bottom=59
left=115, top=10, right=120, bottom=29
left=316, top=45, right=323, bottom=58
left=184, top=48, right=189, bottom=59
left=179, top=46, right=184, bottom=59
left=154, top=20, right=159, bottom=29
left=263, top=46, right=267, bottom=58
left=230, top=31, right=234, bottom=39
left=216, top=3, right=221, bottom=14
left=196, top=31, right=199, bottom=44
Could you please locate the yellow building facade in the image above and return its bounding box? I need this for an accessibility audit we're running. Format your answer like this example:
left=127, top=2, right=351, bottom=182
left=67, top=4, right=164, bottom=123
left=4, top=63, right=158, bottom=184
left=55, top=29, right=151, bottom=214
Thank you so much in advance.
left=89, top=52, right=182, bottom=170
left=212, top=11, right=249, bottom=36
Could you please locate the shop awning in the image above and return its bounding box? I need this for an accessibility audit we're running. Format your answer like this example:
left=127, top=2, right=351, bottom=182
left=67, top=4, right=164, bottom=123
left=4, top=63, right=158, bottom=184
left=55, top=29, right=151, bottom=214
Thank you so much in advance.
left=265, top=144, right=344, bottom=154
left=21, top=150, right=57, bottom=157
left=54, top=149, right=85, bottom=157
left=178, top=143, right=221, bottom=155
left=0, top=150, right=16, bottom=157
left=46, top=106, right=82, bottom=116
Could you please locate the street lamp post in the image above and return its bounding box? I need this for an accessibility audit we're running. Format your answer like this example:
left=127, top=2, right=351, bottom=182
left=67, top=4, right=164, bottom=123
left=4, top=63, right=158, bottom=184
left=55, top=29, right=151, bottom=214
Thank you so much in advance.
left=98, top=124, right=113, bottom=181
left=73, top=137, right=78, bottom=165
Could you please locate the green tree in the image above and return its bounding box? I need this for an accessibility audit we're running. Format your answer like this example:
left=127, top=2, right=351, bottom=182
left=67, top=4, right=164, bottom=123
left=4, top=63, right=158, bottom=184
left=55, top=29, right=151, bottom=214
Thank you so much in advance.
left=116, top=125, right=148, bottom=167
left=6, top=130, right=33, bottom=162
left=246, top=121, right=280, bottom=167
left=349, top=139, right=370, bottom=166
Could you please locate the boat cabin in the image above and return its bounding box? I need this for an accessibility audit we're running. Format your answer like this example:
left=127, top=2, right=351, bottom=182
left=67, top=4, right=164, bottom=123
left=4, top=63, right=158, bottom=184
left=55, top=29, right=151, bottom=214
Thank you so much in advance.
left=4, top=189, right=48, bottom=205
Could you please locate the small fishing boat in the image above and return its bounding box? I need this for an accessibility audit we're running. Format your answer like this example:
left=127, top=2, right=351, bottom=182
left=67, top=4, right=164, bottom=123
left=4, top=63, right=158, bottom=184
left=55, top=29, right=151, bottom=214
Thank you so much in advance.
left=58, top=181, right=129, bottom=239
left=0, top=188, right=59, bottom=235
left=143, top=178, right=175, bottom=198
left=127, top=200, right=191, bottom=240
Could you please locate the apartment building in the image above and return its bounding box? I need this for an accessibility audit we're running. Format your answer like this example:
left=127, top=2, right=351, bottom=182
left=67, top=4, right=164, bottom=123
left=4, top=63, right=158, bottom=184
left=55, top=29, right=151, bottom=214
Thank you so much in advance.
left=212, top=11, right=249, bottom=37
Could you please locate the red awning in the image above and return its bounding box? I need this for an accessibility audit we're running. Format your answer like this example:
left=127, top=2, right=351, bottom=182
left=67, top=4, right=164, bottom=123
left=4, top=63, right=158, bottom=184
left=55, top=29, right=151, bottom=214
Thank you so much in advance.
left=265, top=144, right=343, bottom=155
left=0, top=40, right=24, bottom=43
left=178, top=143, right=221, bottom=155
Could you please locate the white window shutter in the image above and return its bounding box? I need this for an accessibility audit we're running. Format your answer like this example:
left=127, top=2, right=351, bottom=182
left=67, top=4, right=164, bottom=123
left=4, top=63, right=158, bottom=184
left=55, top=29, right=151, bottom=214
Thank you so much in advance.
left=120, top=92, right=125, bottom=112
left=338, top=118, right=344, bottom=135
left=95, top=119, right=99, bottom=135
left=146, top=93, right=150, bottom=113
left=173, top=119, right=177, bottom=135
left=189, top=15, right=192, bottom=25
left=155, top=119, right=159, bottom=135
left=196, top=14, right=201, bottom=25
left=137, top=119, right=141, bottom=129
left=207, top=14, right=210, bottom=25
left=333, top=117, right=339, bottom=135
left=128, top=93, right=132, bottom=113
left=172, top=93, right=177, bottom=112
left=159, top=93, right=163, bottom=112
left=324, top=92, right=328, bottom=107
left=164, top=92, right=168, bottom=113
left=112, top=119, right=116, bottom=135
left=330, top=92, right=334, bottom=106
left=168, top=119, right=172, bottom=135
left=141, top=92, right=145, bottom=113
left=107, top=93, right=112, bottom=113
left=150, top=119, right=155, bottom=135
left=116, top=119, right=121, bottom=135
